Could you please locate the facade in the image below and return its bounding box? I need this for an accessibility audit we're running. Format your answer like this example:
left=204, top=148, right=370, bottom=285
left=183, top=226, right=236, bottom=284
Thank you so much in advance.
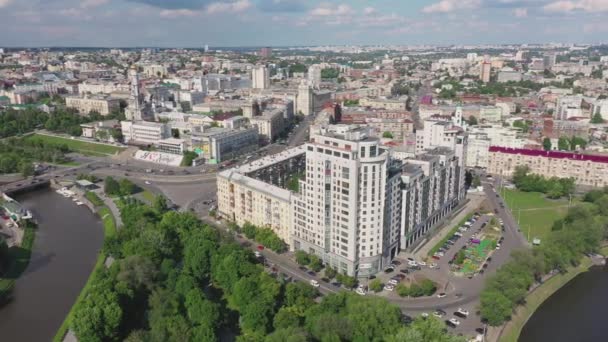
left=191, top=127, right=258, bottom=163
left=487, top=146, right=608, bottom=188
left=217, top=147, right=306, bottom=243
left=78, top=81, right=129, bottom=95
left=252, top=66, right=270, bottom=89
left=359, top=97, right=408, bottom=111
left=308, top=65, right=322, bottom=89
left=80, top=120, right=121, bottom=142
left=480, top=61, right=492, bottom=83
left=292, top=126, right=400, bottom=276
left=297, top=81, right=313, bottom=116
left=497, top=68, right=522, bottom=83
left=398, top=148, right=462, bottom=249
left=157, top=138, right=185, bottom=155
left=249, top=108, right=286, bottom=143
left=65, top=95, right=120, bottom=115
left=479, top=106, right=503, bottom=122
left=142, top=64, right=168, bottom=78
left=416, top=119, right=467, bottom=202
left=121, top=121, right=171, bottom=145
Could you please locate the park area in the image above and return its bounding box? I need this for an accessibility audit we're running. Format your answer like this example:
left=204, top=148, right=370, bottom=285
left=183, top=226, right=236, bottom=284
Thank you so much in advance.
left=22, top=134, right=125, bottom=157
left=452, top=218, right=501, bottom=276
left=500, top=188, right=572, bottom=243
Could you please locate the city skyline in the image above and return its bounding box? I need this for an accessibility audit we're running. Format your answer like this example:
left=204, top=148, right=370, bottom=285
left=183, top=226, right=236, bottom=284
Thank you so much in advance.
left=1, top=0, right=608, bottom=47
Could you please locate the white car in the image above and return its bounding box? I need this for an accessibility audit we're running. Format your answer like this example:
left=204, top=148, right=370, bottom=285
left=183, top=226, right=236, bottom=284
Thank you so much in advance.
left=429, top=263, right=438, bottom=269
left=418, top=261, right=427, bottom=267
left=421, top=312, right=429, bottom=318
left=437, top=292, right=447, bottom=298
left=254, top=251, right=262, bottom=258
left=310, top=279, right=320, bottom=288
left=408, top=260, right=418, bottom=267
left=456, top=308, right=469, bottom=317
left=383, top=285, right=395, bottom=292
left=388, top=279, right=399, bottom=286
left=449, top=318, right=461, bottom=326
left=355, top=287, right=367, bottom=296
left=144, top=181, right=151, bottom=185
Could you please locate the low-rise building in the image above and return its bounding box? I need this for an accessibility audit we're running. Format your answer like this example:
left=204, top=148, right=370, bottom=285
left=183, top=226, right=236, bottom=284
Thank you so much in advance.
left=487, top=146, right=608, bottom=188
left=65, top=95, right=120, bottom=115
left=121, top=121, right=171, bottom=145
left=359, top=97, right=408, bottom=111
left=191, top=127, right=258, bottom=163
left=157, top=138, right=185, bottom=155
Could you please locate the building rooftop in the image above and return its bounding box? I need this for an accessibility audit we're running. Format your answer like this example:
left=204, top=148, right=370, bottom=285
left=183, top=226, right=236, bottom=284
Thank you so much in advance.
left=235, top=146, right=306, bottom=174
left=489, top=146, right=608, bottom=164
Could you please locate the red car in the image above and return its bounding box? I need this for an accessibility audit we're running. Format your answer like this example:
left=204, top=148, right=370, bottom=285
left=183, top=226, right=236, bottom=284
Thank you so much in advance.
left=1, top=215, right=9, bottom=220
left=257, top=245, right=265, bottom=251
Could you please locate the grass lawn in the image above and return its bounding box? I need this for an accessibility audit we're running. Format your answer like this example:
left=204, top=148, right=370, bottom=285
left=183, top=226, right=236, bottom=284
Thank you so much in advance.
left=0, top=221, right=36, bottom=301
left=52, top=206, right=116, bottom=342
left=140, top=190, right=156, bottom=204
left=500, top=189, right=572, bottom=243
left=499, top=257, right=593, bottom=342
left=85, top=191, right=104, bottom=207
left=24, top=134, right=125, bottom=156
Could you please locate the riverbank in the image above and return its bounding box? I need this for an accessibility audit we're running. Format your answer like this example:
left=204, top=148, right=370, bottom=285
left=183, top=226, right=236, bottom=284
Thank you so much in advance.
left=52, top=201, right=117, bottom=342
left=0, top=221, right=36, bottom=302
left=498, top=257, right=594, bottom=342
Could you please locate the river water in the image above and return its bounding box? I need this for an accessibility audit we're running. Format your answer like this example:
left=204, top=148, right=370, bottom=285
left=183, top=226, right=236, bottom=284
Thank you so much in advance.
left=0, top=188, right=104, bottom=341
left=520, top=265, right=608, bottom=342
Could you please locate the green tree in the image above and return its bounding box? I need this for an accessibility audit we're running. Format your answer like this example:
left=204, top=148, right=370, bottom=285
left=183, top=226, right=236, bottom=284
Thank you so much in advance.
left=308, top=254, right=323, bottom=272
left=324, top=266, right=337, bottom=279
left=104, top=176, right=120, bottom=196
left=295, top=250, right=310, bottom=265
left=396, top=283, right=409, bottom=297
left=382, top=131, right=394, bottom=139
left=119, top=178, right=137, bottom=195
left=273, top=307, right=302, bottom=329
left=185, top=288, right=220, bottom=326
left=19, top=161, right=34, bottom=177
left=480, top=290, right=513, bottom=326
left=591, top=112, right=605, bottom=124
left=153, top=195, right=168, bottom=213
left=542, top=137, right=552, bottom=151
left=369, top=279, right=383, bottom=292
left=72, top=286, right=123, bottom=342
left=183, top=228, right=218, bottom=281
left=468, top=115, right=478, bottom=126
left=266, top=327, right=309, bottom=342
left=557, top=136, right=570, bottom=150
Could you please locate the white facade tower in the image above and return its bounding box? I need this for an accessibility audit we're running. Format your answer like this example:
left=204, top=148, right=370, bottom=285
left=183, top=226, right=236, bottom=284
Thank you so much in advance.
left=126, top=67, right=143, bottom=121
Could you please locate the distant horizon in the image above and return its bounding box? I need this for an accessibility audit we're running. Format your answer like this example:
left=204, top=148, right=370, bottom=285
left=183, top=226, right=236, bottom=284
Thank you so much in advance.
left=1, top=0, right=607, bottom=47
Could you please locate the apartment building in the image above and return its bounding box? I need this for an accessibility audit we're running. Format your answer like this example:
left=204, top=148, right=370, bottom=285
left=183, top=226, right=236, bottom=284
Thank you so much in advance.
left=217, top=147, right=307, bottom=243
left=487, top=146, right=608, bottom=188
left=416, top=119, right=467, bottom=202
left=399, top=147, right=462, bottom=249
left=292, top=125, right=401, bottom=276
left=249, top=108, right=286, bottom=144
left=65, top=95, right=120, bottom=115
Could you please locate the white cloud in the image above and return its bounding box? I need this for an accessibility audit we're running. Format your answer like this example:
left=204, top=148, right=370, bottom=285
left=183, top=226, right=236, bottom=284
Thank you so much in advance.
left=0, top=0, right=12, bottom=8
left=363, top=7, right=377, bottom=15
left=159, top=9, right=201, bottom=18
left=80, top=0, right=109, bottom=9
left=421, top=0, right=482, bottom=13
left=206, top=0, right=252, bottom=14
left=309, top=3, right=354, bottom=16
left=514, top=7, right=528, bottom=16
left=544, top=0, right=608, bottom=12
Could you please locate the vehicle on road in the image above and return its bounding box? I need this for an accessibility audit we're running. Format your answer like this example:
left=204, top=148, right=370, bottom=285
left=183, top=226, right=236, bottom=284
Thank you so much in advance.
left=421, top=312, right=429, bottom=318
left=447, top=318, right=461, bottom=326
left=429, top=263, right=438, bottom=269
left=310, top=279, right=320, bottom=288
left=307, top=271, right=316, bottom=277
left=437, top=292, right=446, bottom=298
left=433, top=309, right=446, bottom=318
left=254, top=251, right=262, bottom=258
left=257, top=245, right=264, bottom=251
left=144, top=181, right=151, bottom=185
left=388, top=279, right=399, bottom=286
left=384, top=285, right=395, bottom=291
left=399, top=268, right=410, bottom=274
left=384, top=267, right=394, bottom=273
left=356, top=286, right=367, bottom=296
left=455, top=308, right=469, bottom=317
left=418, top=261, right=427, bottom=266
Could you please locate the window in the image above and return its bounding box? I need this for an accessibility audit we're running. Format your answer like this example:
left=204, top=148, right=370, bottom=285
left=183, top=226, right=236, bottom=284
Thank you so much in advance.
left=360, top=146, right=365, bottom=158
left=370, top=146, right=377, bottom=157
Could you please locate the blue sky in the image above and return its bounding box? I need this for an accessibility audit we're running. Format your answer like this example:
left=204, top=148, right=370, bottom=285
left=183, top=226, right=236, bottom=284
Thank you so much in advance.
left=0, top=0, right=607, bottom=47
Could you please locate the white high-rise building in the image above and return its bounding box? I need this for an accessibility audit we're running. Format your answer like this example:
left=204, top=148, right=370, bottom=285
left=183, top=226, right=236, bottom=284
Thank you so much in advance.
left=416, top=119, right=468, bottom=202
left=125, top=67, right=142, bottom=121
left=252, top=66, right=270, bottom=89
left=291, top=125, right=402, bottom=276
left=308, top=65, right=322, bottom=89
left=296, top=81, right=313, bottom=116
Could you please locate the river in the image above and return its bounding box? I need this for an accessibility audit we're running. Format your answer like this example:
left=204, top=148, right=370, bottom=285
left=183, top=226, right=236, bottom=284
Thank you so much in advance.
left=0, top=188, right=104, bottom=341
left=520, top=265, right=608, bottom=342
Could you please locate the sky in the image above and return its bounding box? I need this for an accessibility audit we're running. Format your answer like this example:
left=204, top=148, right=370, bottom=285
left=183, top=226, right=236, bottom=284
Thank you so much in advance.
left=0, top=0, right=607, bottom=47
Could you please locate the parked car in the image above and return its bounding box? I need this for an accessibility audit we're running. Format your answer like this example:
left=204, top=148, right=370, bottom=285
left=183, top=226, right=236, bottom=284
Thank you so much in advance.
left=310, top=280, right=320, bottom=288
left=437, top=292, right=447, bottom=298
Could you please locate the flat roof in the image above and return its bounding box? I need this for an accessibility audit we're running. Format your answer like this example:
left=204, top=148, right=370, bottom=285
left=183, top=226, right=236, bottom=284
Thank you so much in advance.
left=235, top=146, right=306, bottom=174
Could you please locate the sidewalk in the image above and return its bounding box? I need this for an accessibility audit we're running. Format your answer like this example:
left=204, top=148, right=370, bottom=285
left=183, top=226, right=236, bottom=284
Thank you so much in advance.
left=95, top=189, right=123, bottom=228
left=409, top=193, right=486, bottom=260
